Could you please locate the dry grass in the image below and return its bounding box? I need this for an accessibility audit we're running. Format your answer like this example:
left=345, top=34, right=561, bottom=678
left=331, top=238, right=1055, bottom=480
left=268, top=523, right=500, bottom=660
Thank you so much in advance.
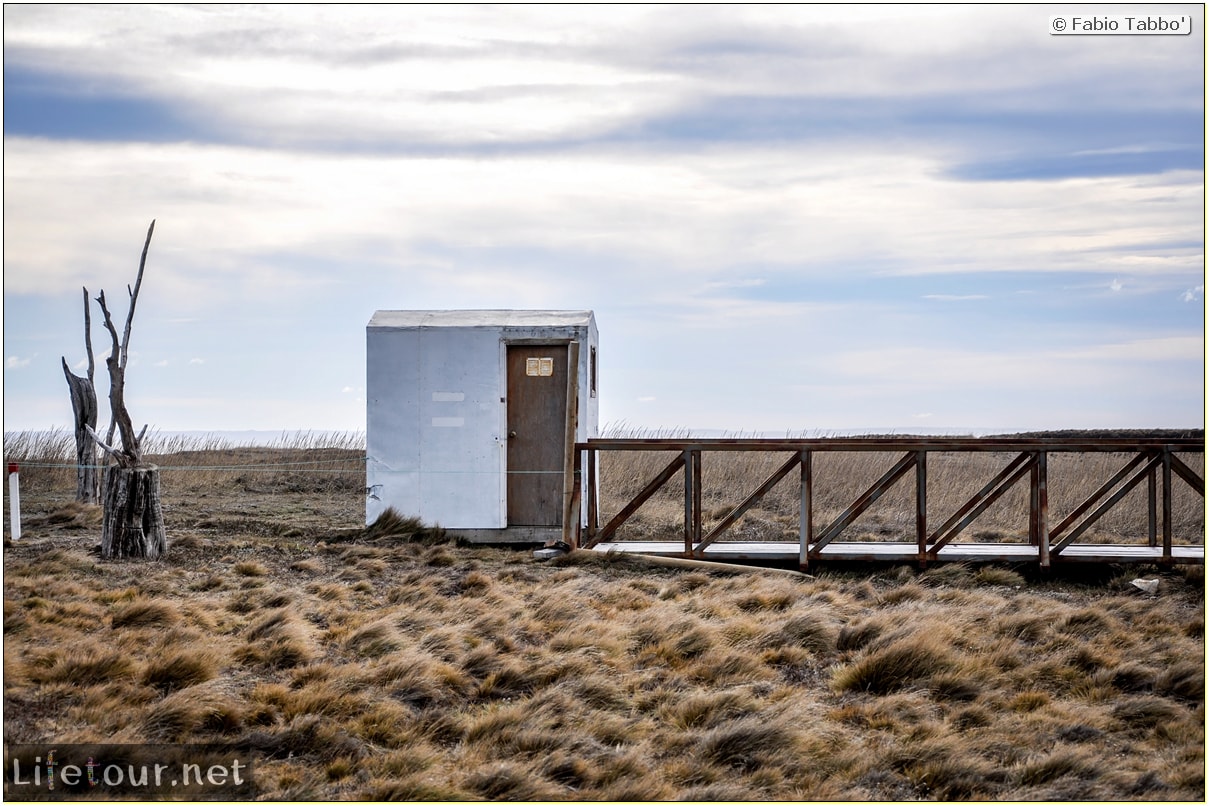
left=2, top=432, right=1204, bottom=800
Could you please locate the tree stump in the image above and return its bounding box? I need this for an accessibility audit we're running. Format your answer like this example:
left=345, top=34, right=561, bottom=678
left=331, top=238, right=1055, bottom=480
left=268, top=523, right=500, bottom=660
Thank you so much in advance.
left=100, top=465, right=167, bottom=560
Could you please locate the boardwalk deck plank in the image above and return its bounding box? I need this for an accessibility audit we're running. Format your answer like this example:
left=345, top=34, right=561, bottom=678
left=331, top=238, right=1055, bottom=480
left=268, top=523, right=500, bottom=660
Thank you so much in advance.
left=590, top=541, right=1204, bottom=565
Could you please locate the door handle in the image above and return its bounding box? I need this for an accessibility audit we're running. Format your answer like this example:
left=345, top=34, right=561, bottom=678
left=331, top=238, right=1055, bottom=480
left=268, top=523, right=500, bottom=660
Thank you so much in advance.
left=509, top=430, right=518, bottom=439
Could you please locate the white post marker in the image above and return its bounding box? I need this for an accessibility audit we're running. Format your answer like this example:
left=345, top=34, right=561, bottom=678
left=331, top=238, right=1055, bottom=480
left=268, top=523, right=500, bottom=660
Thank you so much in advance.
left=7, top=462, right=21, bottom=542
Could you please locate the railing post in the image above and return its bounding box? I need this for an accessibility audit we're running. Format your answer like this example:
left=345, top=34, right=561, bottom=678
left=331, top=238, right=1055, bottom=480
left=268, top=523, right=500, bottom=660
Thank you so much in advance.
left=1036, top=451, right=1050, bottom=569
left=683, top=449, right=695, bottom=555
left=1147, top=460, right=1157, bottom=547
left=1162, top=448, right=1172, bottom=562
left=799, top=450, right=812, bottom=571
left=916, top=451, right=927, bottom=568
left=693, top=448, right=703, bottom=550
left=586, top=446, right=598, bottom=542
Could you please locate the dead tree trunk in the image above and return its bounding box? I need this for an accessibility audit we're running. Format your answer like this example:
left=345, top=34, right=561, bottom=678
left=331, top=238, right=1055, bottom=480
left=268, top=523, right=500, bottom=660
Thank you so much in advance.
left=89, top=220, right=166, bottom=560
left=100, top=464, right=166, bottom=559
left=62, top=287, right=100, bottom=504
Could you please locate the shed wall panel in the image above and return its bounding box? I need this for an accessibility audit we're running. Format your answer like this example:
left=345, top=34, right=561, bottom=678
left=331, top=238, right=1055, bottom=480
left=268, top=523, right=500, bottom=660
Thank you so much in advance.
left=367, top=310, right=598, bottom=534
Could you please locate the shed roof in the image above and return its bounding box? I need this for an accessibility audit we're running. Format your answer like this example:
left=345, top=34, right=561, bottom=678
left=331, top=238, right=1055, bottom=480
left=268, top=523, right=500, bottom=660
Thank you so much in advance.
left=369, top=309, right=594, bottom=329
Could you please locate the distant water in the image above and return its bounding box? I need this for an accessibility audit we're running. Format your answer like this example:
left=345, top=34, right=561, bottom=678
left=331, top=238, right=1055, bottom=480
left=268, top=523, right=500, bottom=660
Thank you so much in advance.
left=145, top=429, right=365, bottom=447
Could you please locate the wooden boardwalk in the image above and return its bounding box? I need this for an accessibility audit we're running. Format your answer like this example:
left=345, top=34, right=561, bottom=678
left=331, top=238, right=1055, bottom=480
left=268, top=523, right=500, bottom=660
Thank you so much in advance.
left=590, top=540, right=1205, bottom=566
left=573, top=435, right=1205, bottom=570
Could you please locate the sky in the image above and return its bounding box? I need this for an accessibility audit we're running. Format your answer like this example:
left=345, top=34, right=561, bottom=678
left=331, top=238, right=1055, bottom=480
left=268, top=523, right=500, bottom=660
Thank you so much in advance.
left=3, top=4, right=1205, bottom=438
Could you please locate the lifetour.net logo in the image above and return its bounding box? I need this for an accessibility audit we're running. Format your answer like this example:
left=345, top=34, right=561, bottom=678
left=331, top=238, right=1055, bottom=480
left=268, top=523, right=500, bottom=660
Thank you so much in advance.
left=5, top=744, right=255, bottom=800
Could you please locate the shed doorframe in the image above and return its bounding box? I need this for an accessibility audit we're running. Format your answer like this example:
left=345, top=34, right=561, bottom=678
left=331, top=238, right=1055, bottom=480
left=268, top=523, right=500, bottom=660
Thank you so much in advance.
left=503, top=339, right=576, bottom=527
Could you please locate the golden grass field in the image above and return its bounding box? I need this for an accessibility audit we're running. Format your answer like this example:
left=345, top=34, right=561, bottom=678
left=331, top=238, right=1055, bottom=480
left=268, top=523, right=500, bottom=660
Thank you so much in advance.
left=3, top=430, right=1205, bottom=800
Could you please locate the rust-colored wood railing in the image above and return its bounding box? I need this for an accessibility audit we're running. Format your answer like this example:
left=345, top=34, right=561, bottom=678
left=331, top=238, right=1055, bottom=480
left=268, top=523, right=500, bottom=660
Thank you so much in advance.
left=573, top=437, right=1204, bottom=569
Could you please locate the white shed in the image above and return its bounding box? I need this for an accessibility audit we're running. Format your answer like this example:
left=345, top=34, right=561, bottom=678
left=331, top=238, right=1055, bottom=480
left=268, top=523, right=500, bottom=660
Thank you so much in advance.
left=366, top=309, right=599, bottom=543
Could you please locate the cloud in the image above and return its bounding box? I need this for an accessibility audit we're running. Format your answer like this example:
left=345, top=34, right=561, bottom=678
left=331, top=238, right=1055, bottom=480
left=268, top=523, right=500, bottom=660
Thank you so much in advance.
left=3, top=5, right=1201, bottom=166
left=189, top=357, right=205, bottom=364
left=1, top=6, right=1201, bottom=435
left=6, top=137, right=1200, bottom=309
left=6, top=356, right=33, bottom=369
left=1109, top=279, right=1123, bottom=292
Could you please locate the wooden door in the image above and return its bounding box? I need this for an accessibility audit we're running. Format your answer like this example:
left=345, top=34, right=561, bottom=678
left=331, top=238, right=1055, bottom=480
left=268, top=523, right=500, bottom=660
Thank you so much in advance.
left=506, top=344, right=568, bottom=526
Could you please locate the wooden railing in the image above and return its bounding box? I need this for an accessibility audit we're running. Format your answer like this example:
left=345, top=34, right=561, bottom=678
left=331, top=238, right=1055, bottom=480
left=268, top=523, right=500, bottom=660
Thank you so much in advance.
left=573, top=437, right=1205, bottom=569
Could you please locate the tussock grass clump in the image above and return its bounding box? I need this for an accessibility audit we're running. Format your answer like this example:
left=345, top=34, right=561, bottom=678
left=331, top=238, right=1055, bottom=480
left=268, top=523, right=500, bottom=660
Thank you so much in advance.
left=687, top=648, right=772, bottom=686
left=463, top=762, right=560, bottom=801
left=237, top=609, right=315, bottom=669
left=282, top=681, right=368, bottom=721
left=36, top=647, right=136, bottom=686
left=371, top=652, right=471, bottom=708
left=142, top=686, right=244, bottom=741
left=661, top=688, right=761, bottom=729
left=360, top=507, right=447, bottom=544
left=354, top=701, right=415, bottom=748
left=234, top=560, right=268, bottom=577
left=1057, top=608, right=1113, bottom=637
left=927, top=671, right=984, bottom=702
left=1014, top=747, right=1100, bottom=787
left=905, top=755, right=1002, bottom=799
left=762, top=610, right=838, bottom=653
left=697, top=716, right=799, bottom=773
left=836, top=619, right=887, bottom=653
left=42, top=501, right=103, bottom=529
left=832, top=632, right=957, bottom=694
left=974, top=565, right=1026, bottom=587
left=1100, top=662, right=1155, bottom=693
left=111, top=598, right=180, bottom=629
left=919, top=563, right=974, bottom=587
left=141, top=648, right=221, bottom=693
left=1155, top=660, right=1205, bottom=702
left=307, top=582, right=349, bottom=603
left=477, top=658, right=561, bottom=700
left=1111, top=696, right=1184, bottom=731
left=238, top=714, right=366, bottom=763
left=734, top=589, right=795, bottom=612
left=344, top=619, right=403, bottom=659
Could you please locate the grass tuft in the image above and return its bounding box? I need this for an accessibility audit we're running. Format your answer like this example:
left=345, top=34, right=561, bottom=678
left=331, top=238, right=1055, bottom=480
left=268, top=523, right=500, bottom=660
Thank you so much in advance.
left=141, top=648, right=221, bottom=693
left=38, top=648, right=136, bottom=686
left=111, top=598, right=180, bottom=629
left=697, top=717, right=798, bottom=772
left=1155, top=660, right=1204, bottom=702
left=832, top=632, right=956, bottom=694
left=344, top=620, right=403, bottom=659
left=464, top=763, right=558, bottom=801
left=361, top=507, right=448, bottom=544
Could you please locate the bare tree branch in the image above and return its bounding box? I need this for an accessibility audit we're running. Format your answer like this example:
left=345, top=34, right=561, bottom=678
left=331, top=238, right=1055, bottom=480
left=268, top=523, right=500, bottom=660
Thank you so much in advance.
left=85, top=424, right=123, bottom=461
left=95, top=289, right=141, bottom=467
left=119, top=219, right=155, bottom=374
left=82, top=286, right=95, bottom=382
